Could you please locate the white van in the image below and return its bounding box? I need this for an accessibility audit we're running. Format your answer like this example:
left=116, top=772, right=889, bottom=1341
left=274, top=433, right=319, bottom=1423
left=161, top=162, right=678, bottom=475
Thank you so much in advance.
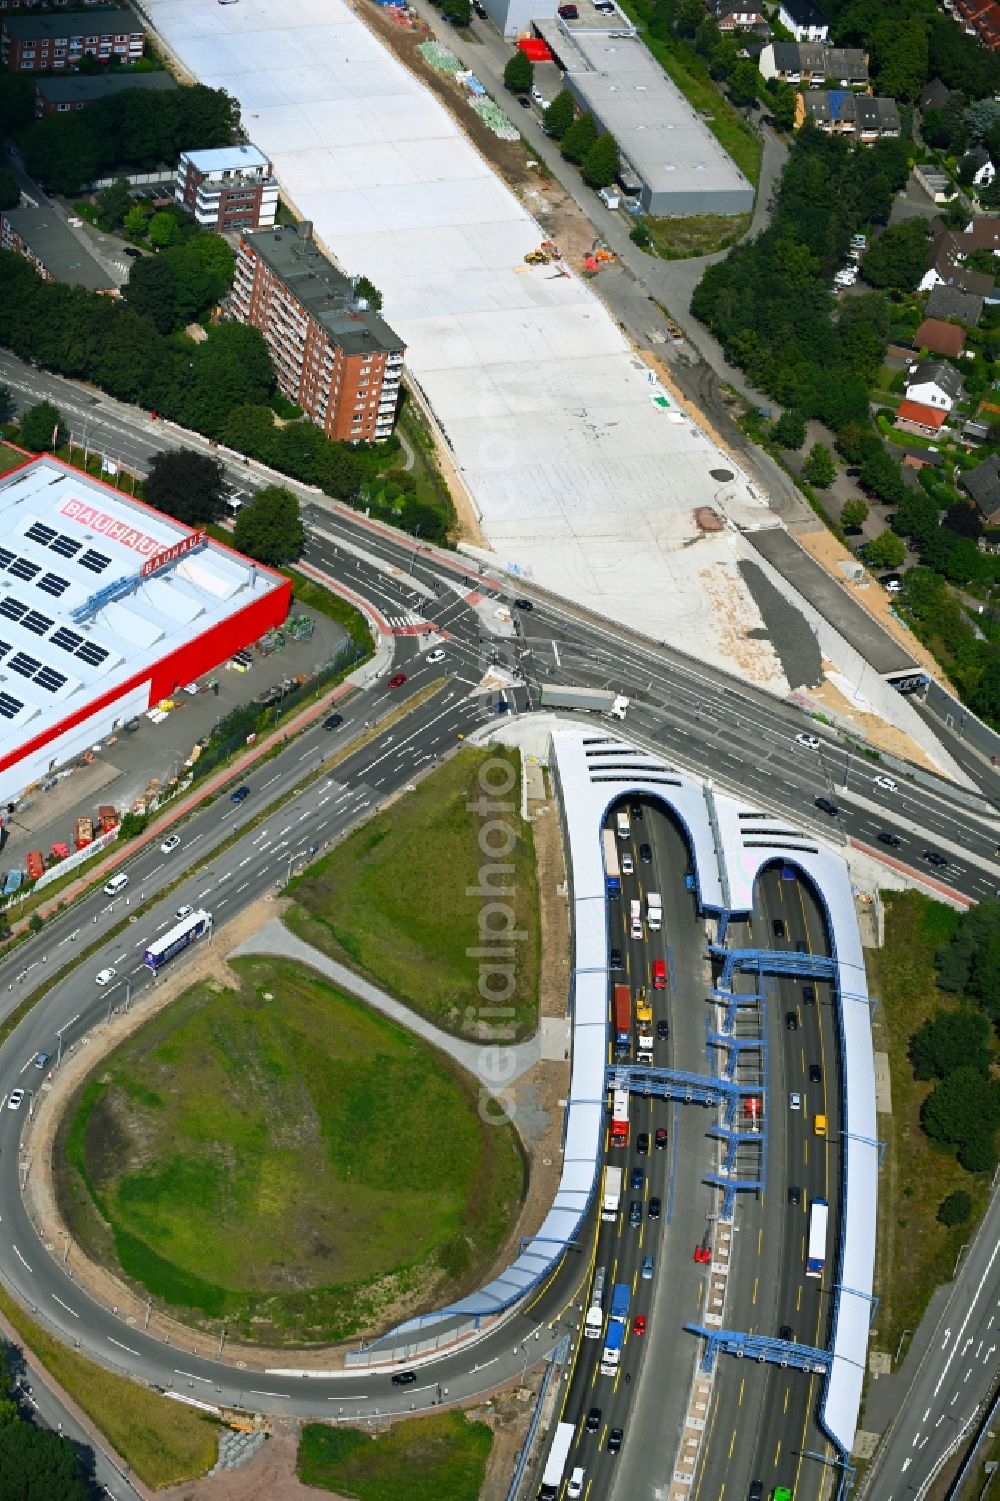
left=616, top=810, right=630, bottom=840
left=103, top=872, right=129, bottom=897
left=630, top=898, right=642, bottom=940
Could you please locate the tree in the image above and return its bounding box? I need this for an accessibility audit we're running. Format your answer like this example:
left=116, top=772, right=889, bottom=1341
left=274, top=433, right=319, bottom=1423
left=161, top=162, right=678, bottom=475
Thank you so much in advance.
left=504, top=49, right=533, bottom=93
left=937, top=1190, right=972, bottom=1227
left=148, top=211, right=179, bottom=250
left=561, top=111, right=598, bottom=165
left=909, top=1008, right=992, bottom=1080
left=860, top=220, right=931, bottom=290
left=233, top=485, right=305, bottom=564
left=0, top=74, right=34, bottom=136
left=122, top=255, right=176, bottom=334
left=0, top=1417, right=90, bottom=1501
left=95, top=176, right=132, bottom=228
left=841, top=497, right=869, bottom=532
left=444, top=0, right=471, bottom=22
left=766, top=82, right=798, bottom=133
left=921, top=1066, right=1000, bottom=1165
left=0, top=170, right=18, bottom=213
left=544, top=89, right=575, bottom=141
left=355, top=275, right=382, bottom=312
left=772, top=409, right=806, bottom=449
left=143, top=448, right=226, bottom=526
left=944, top=501, right=983, bottom=539
left=19, top=400, right=64, bottom=452
left=728, top=58, right=760, bottom=108
left=870, top=18, right=929, bottom=101
left=582, top=133, right=620, bottom=188
left=864, top=530, right=906, bottom=569
left=860, top=446, right=907, bottom=503
left=0, top=384, right=12, bottom=424
left=803, top=443, right=836, bottom=488
left=123, top=205, right=149, bottom=239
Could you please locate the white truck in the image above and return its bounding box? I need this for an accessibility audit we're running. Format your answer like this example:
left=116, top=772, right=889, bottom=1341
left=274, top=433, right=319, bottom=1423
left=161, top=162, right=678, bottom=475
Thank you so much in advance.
left=647, top=891, right=662, bottom=931
left=616, top=809, right=630, bottom=840
left=637, top=1033, right=654, bottom=1064
left=598, top=186, right=621, bottom=210
left=584, top=1265, right=607, bottom=1338
left=601, top=1165, right=623, bottom=1221
left=629, top=898, right=642, bottom=940
left=539, top=684, right=629, bottom=720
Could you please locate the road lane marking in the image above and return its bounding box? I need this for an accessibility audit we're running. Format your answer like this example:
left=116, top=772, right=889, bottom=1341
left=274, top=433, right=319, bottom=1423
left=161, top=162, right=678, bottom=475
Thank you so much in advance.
left=175, top=1370, right=211, bottom=1384
left=13, top=1245, right=30, bottom=1272
left=52, top=1295, right=78, bottom=1317
left=108, top=1337, right=139, bottom=1355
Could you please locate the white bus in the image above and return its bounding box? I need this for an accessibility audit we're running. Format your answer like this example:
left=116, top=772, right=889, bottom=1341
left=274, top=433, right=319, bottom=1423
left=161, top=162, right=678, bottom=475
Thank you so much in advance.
left=584, top=1266, right=607, bottom=1339
left=805, top=1197, right=829, bottom=1279
left=538, top=1420, right=576, bottom=1501
left=142, top=909, right=212, bottom=971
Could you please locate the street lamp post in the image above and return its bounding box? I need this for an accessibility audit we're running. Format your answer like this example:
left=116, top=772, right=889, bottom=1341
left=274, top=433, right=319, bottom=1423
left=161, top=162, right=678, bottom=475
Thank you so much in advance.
left=407, top=526, right=422, bottom=577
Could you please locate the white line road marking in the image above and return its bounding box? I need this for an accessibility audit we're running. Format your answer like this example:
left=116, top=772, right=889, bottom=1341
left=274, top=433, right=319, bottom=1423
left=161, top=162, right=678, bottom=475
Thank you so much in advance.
left=252, top=830, right=269, bottom=845
left=56, top=1014, right=80, bottom=1037
left=108, top=1337, right=139, bottom=1355
left=174, top=1370, right=212, bottom=1384
left=249, top=1390, right=285, bottom=1398
left=236, top=882, right=250, bottom=893
left=217, top=899, right=228, bottom=908
left=197, top=888, right=211, bottom=900
left=13, top=1245, right=30, bottom=1272
left=52, top=1295, right=78, bottom=1317
left=261, top=775, right=280, bottom=789
left=328, top=1394, right=368, bottom=1401
left=238, top=857, right=252, bottom=868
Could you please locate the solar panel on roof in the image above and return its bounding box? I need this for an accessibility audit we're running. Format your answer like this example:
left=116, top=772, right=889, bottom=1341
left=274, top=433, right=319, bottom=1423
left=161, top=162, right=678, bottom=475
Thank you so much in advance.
left=25, top=522, right=55, bottom=546
left=37, top=574, right=69, bottom=598
left=0, top=692, right=22, bottom=720
left=10, top=558, right=39, bottom=583
left=76, top=640, right=108, bottom=667
left=22, top=610, right=53, bottom=637
left=79, top=549, right=111, bottom=574
left=0, top=549, right=14, bottom=571
left=8, top=652, right=40, bottom=678
left=50, top=534, right=81, bottom=559
left=51, top=626, right=83, bottom=653
left=35, top=666, right=67, bottom=693
left=0, top=599, right=26, bottom=623
left=0, top=641, right=11, bottom=659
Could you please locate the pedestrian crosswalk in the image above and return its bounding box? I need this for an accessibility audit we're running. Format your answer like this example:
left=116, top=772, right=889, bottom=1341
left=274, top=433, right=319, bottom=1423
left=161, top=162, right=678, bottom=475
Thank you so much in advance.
left=385, top=610, right=429, bottom=634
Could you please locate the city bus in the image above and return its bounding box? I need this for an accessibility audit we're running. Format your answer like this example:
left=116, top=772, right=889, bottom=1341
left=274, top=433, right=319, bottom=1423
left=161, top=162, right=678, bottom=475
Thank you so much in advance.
left=142, top=909, right=212, bottom=972
left=805, top=1197, right=829, bottom=1279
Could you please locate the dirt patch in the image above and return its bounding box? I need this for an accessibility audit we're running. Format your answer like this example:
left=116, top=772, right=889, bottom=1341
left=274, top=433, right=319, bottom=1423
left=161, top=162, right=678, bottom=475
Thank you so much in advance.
left=158, top=1424, right=318, bottom=1501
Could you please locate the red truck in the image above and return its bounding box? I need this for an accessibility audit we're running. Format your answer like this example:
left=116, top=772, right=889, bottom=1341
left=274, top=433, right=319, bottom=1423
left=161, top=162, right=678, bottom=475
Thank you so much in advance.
left=613, top=983, right=632, bottom=1060
left=26, top=850, right=44, bottom=882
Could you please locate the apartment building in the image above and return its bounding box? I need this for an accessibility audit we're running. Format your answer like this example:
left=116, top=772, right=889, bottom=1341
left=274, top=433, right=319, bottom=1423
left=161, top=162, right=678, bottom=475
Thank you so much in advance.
left=34, top=70, right=173, bottom=117
left=0, top=205, right=113, bottom=290
left=229, top=224, right=405, bottom=444
left=175, top=144, right=278, bottom=232
left=0, top=9, right=144, bottom=71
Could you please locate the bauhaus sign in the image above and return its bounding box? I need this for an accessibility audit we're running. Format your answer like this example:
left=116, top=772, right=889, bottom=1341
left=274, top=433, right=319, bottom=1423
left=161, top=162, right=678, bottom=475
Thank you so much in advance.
left=140, top=531, right=206, bottom=578
left=59, top=498, right=161, bottom=559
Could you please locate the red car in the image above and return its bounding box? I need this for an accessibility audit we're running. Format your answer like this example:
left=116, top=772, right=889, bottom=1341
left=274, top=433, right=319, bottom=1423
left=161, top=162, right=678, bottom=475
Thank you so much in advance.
left=388, top=673, right=407, bottom=688
left=632, top=1315, right=646, bottom=1337
left=694, top=1244, right=712, bottom=1265
left=652, top=959, right=666, bottom=990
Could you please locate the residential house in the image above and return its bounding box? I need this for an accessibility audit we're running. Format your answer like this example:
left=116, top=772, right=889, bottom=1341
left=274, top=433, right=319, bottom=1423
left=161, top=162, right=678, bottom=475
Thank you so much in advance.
left=33, top=70, right=173, bottom=118
left=0, top=206, right=113, bottom=290
left=706, top=0, right=769, bottom=31
left=919, top=229, right=996, bottom=297
left=779, top=0, right=828, bottom=40
left=960, top=216, right=1000, bottom=251
left=961, top=419, right=991, bottom=445
left=758, top=40, right=867, bottom=86
left=175, top=144, right=277, bottom=232
left=0, top=8, right=144, bottom=71
left=904, top=358, right=964, bottom=411
left=918, top=78, right=957, bottom=113
left=894, top=400, right=950, bottom=438
left=962, top=452, right=1000, bottom=523
left=960, top=145, right=996, bottom=190
left=229, top=222, right=405, bottom=444
left=925, top=284, right=985, bottom=325
left=802, top=90, right=900, bottom=141
left=902, top=446, right=945, bottom=471
left=912, top=317, right=967, bottom=357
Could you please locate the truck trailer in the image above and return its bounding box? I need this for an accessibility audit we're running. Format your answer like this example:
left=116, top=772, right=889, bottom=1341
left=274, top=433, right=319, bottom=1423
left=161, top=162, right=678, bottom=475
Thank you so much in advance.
left=647, top=892, right=662, bottom=931
left=613, top=983, right=632, bottom=1059
left=602, top=1165, right=623, bottom=1220
left=539, top=684, right=629, bottom=720
left=600, top=1283, right=631, bottom=1373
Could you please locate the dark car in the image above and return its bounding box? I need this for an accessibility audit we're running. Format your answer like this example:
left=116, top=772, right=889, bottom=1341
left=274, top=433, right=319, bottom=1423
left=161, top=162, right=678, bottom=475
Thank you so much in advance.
left=654, top=1126, right=668, bottom=1150
left=390, top=1370, right=416, bottom=1385
left=629, top=1200, right=642, bottom=1227
left=779, top=1325, right=794, bottom=1342
left=630, top=802, right=643, bottom=819
left=323, top=713, right=344, bottom=730
left=607, top=1426, right=623, bottom=1454
left=815, top=796, right=839, bottom=816
left=609, top=948, right=623, bottom=970
left=648, top=1196, right=661, bottom=1221
left=636, top=1131, right=649, bottom=1155
left=788, top=1184, right=801, bottom=1206
left=230, top=785, right=250, bottom=804
left=802, top=984, right=816, bottom=1005
left=924, top=850, right=948, bottom=868
left=877, top=831, right=902, bottom=847
left=795, top=939, right=808, bottom=954
left=586, top=1405, right=602, bottom=1432
left=785, top=1010, right=798, bottom=1031
left=123, top=247, right=142, bottom=258
left=33, top=1052, right=51, bottom=1070
left=845, top=466, right=861, bottom=477
left=639, top=843, right=652, bottom=863
left=517, top=95, right=530, bottom=108
left=809, top=1063, right=822, bottom=1084
left=772, top=918, right=786, bottom=938
left=630, top=1167, right=644, bottom=1191
left=749, top=1485, right=763, bottom=1501
left=513, top=597, right=533, bottom=611
left=657, top=1019, right=669, bottom=1040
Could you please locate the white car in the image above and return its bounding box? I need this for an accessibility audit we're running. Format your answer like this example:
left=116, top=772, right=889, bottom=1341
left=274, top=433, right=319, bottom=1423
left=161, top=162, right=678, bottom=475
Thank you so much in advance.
left=567, top=1470, right=585, bottom=1501
left=95, top=967, right=117, bottom=986
left=426, top=648, right=446, bottom=664
left=630, top=917, right=643, bottom=940
left=873, top=775, right=897, bottom=792
left=622, top=852, right=634, bottom=875
left=7, top=1088, right=24, bottom=1111
left=789, top=1091, right=802, bottom=1111
left=175, top=905, right=193, bottom=921
left=796, top=733, right=820, bottom=750
left=160, top=834, right=181, bottom=854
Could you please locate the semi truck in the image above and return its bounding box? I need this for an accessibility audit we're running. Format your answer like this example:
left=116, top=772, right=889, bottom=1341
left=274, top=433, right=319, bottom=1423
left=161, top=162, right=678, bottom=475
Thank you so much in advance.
left=613, top=983, right=632, bottom=1059
left=600, top=1283, right=630, bottom=1374
left=539, top=684, right=629, bottom=720
left=647, top=892, right=662, bottom=931
left=601, top=1165, right=623, bottom=1220
left=602, top=827, right=621, bottom=898
left=537, top=1421, right=576, bottom=1501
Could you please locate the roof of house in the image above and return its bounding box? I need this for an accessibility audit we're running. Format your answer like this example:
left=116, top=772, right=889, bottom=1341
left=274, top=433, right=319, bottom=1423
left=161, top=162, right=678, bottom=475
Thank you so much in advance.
left=908, top=358, right=964, bottom=399
left=769, top=40, right=802, bottom=69
left=962, top=216, right=1000, bottom=251
left=780, top=0, right=828, bottom=24
left=963, top=145, right=992, bottom=170
left=895, top=400, right=948, bottom=429
left=826, top=47, right=868, bottom=82
left=912, top=317, right=967, bottom=357
left=803, top=91, right=898, bottom=132
left=707, top=0, right=767, bottom=17
left=179, top=144, right=271, bottom=175
left=962, top=452, right=1000, bottom=515
left=919, top=78, right=954, bottom=112
left=1, top=207, right=113, bottom=292
left=925, top=284, right=985, bottom=324
left=931, top=232, right=995, bottom=295
left=1, top=9, right=142, bottom=39
left=962, top=419, right=990, bottom=439
left=34, top=72, right=174, bottom=105
left=902, top=445, right=944, bottom=466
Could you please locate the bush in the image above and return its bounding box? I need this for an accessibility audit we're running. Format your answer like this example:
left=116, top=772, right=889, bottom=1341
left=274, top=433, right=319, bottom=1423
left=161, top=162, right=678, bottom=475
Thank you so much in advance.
left=937, top=1190, right=972, bottom=1227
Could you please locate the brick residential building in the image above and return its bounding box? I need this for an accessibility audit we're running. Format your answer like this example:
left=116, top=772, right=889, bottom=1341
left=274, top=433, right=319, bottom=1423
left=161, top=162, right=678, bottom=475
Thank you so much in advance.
left=229, top=223, right=405, bottom=444
left=175, top=144, right=278, bottom=233
left=0, top=205, right=113, bottom=290
left=0, top=9, right=144, bottom=72
left=34, top=69, right=173, bottom=117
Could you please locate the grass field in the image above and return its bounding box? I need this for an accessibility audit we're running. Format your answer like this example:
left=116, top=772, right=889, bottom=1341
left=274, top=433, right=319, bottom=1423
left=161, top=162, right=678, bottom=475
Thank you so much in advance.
left=0, top=1288, right=217, bottom=1488
left=287, top=747, right=540, bottom=1041
left=56, top=957, right=524, bottom=1343
left=641, top=212, right=752, bottom=260
left=870, top=892, right=993, bottom=1355
left=297, top=1412, right=492, bottom=1500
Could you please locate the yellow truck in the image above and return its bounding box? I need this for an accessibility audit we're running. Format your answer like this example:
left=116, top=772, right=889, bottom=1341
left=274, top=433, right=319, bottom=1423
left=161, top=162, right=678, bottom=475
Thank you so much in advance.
left=635, top=986, right=653, bottom=1026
